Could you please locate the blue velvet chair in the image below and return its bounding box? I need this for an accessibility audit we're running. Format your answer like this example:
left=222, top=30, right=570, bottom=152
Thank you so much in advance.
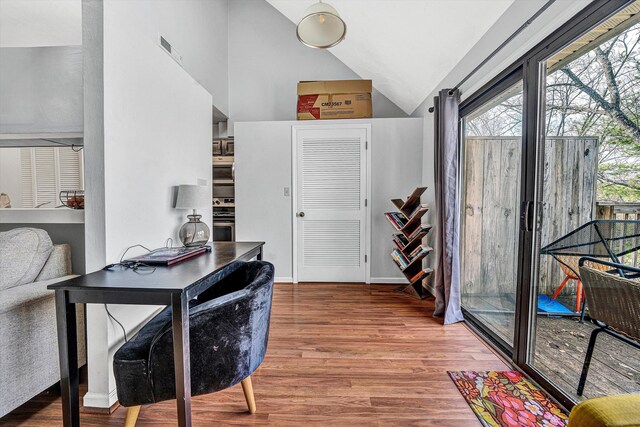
left=113, top=261, right=274, bottom=426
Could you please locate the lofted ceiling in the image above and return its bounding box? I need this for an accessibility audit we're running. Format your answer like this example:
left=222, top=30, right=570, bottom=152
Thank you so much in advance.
left=267, top=0, right=514, bottom=114
left=0, top=0, right=81, bottom=47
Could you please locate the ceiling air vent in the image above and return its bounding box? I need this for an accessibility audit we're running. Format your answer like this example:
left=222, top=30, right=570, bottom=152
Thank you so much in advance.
left=158, top=34, right=183, bottom=67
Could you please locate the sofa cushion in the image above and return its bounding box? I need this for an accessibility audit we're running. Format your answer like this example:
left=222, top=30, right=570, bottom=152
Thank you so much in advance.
left=0, top=228, right=53, bottom=291
left=35, top=244, right=72, bottom=282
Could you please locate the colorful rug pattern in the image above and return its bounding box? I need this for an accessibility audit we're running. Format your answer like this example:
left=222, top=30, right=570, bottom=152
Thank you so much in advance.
left=448, top=371, right=569, bottom=427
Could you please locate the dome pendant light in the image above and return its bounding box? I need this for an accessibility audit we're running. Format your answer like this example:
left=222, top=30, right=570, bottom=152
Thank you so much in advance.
left=296, top=0, right=346, bottom=49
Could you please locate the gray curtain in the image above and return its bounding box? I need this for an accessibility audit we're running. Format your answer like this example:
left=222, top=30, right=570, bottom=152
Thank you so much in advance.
left=433, top=89, right=464, bottom=324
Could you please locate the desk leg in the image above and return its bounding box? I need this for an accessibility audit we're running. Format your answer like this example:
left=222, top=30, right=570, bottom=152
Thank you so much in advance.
left=257, top=246, right=263, bottom=261
left=55, top=290, right=79, bottom=427
left=172, top=293, right=192, bottom=427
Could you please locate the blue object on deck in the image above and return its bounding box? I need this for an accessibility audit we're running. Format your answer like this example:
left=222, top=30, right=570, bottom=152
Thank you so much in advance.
left=537, top=294, right=574, bottom=315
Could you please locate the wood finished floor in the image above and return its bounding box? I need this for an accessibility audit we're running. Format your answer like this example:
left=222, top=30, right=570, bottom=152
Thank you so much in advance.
left=3, top=283, right=509, bottom=426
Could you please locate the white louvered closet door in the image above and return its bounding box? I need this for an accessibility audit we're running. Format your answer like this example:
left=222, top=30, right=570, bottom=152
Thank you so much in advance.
left=295, top=127, right=368, bottom=282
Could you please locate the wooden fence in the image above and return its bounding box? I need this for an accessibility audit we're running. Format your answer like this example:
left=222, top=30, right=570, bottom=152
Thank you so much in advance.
left=596, top=202, right=640, bottom=268
left=461, top=136, right=599, bottom=298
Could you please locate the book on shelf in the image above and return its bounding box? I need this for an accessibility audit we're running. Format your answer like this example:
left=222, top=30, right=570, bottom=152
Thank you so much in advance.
left=407, top=224, right=432, bottom=240
left=390, top=252, right=404, bottom=269
left=408, top=245, right=433, bottom=260
left=409, top=269, right=429, bottom=283
left=393, top=233, right=409, bottom=247
left=408, top=245, right=423, bottom=259
left=391, top=255, right=404, bottom=270
left=391, top=249, right=409, bottom=268
left=384, top=212, right=407, bottom=229
left=407, top=203, right=428, bottom=219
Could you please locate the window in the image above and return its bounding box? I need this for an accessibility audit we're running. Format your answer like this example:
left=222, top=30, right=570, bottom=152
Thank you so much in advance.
left=0, top=147, right=83, bottom=208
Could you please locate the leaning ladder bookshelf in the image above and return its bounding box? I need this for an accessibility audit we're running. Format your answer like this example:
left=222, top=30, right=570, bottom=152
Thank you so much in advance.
left=385, top=186, right=433, bottom=299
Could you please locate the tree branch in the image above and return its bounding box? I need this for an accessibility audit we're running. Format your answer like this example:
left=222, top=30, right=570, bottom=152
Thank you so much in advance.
left=561, top=67, right=640, bottom=140
left=594, top=46, right=621, bottom=106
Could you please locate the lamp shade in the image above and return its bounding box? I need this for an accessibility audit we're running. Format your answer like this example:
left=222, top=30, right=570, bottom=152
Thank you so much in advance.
left=297, top=1, right=346, bottom=49
left=175, top=185, right=209, bottom=209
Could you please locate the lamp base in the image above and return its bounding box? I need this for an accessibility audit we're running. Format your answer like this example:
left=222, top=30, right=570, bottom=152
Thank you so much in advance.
left=179, top=213, right=210, bottom=247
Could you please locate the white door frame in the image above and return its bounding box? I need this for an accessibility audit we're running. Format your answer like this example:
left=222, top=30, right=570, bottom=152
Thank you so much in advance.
left=291, top=123, right=372, bottom=284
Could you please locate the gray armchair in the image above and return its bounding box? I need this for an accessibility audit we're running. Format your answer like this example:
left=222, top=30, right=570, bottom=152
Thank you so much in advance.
left=0, top=228, right=86, bottom=416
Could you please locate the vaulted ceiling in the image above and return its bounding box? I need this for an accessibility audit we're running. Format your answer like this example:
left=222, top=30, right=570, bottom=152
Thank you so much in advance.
left=267, top=0, right=515, bottom=114
left=1, top=0, right=516, bottom=115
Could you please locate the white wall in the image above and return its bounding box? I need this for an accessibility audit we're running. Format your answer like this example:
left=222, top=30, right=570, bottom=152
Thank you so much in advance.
left=82, top=0, right=212, bottom=409
left=370, top=118, right=424, bottom=281
left=235, top=118, right=423, bottom=283
left=234, top=121, right=293, bottom=280
left=104, top=0, right=228, bottom=116
left=227, top=0, right=407, bottom=135
left=0, top=46, right=82, bottom=133
left=411, top=0, right=592, bottom=283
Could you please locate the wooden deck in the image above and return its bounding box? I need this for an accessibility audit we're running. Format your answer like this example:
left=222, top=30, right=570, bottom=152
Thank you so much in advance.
left=533, top=315, right=640, bottom=401
left=2, top=284, right=509, bottom=427
left=465, top=295, right=640, bottom=401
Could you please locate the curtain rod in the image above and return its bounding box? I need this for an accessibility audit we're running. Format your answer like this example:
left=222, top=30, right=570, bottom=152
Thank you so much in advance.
left=428, top=0, right=556, bottom=113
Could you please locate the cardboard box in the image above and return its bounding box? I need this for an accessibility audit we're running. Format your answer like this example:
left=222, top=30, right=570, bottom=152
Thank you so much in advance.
left=297, top=80, right=372, bottom=120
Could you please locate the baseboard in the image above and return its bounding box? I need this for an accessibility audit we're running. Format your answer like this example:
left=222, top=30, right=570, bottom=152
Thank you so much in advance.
left=276, top=277, right=411, bottom=284
left=81, top=399, right=120, bottom=414
left=82, top=388, right=118, bottom=410
left=370, top=277, right=409, bottom=284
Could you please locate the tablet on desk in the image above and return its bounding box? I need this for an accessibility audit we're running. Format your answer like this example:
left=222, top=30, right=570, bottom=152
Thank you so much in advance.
left=126, top=247, right=207, bottom=266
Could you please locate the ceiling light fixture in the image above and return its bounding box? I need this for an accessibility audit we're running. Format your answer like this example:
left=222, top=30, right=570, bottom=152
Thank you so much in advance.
left=296, top=0, right=346, bottom=49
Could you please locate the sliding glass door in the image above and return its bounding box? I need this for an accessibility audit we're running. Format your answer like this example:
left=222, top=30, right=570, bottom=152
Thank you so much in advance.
left=528, top=3, right=640, bottom=402
left=461, top=81, right=523, bottom=351
left=457, top=0, right=638, bottom=408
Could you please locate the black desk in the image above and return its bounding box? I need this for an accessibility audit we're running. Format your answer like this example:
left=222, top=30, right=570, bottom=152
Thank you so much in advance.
left=48, top=241, right=265, bottom=427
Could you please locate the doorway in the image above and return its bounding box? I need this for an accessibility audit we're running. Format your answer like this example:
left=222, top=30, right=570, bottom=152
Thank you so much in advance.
left=292, top=125, right=370, bottom=283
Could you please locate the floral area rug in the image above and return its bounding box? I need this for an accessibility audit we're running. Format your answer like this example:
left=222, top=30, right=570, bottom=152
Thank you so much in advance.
left=448, top=371, right=569, bottom=427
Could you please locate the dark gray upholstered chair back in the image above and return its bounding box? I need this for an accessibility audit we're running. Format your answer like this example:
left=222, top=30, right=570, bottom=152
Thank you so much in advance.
left=113, top=261, right=275, bottom=407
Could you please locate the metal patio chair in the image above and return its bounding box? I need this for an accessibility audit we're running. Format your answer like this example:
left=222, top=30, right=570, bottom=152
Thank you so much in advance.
left=541, top=220, right=640, bottom=314
left=576, top=257, right=640, bottom=396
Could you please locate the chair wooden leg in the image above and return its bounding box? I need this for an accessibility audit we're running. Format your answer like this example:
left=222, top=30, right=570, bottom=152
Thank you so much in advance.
left=124, top=405, right=141, bottom=427
left=241, top=376, right=257, bottom=414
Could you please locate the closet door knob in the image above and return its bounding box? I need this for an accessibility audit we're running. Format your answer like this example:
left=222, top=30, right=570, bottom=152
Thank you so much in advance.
left=297, top=212, right=305, bottom=217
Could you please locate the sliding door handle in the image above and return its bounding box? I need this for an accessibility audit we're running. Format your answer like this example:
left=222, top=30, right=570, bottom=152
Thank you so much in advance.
left=520, top=201, right=534, bottom=232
